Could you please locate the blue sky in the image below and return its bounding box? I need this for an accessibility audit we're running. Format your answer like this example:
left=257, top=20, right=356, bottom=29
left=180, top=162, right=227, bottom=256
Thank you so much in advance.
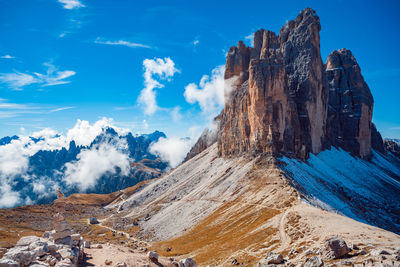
left=0, top=0, right=399, bottom=139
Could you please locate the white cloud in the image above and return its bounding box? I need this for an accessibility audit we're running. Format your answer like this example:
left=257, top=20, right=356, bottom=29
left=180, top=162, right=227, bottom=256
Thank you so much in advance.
left=0, top=63, right=76, bottom=90
left=149, top=137, right=193, bottom=168
left=49, top=106, right=75, bottom=113
left=58, top=0, right=85, bottom=9
left=193, top=39, right=199, bottom=46
left=66, top=117, right=129, bottom=146
left=0, top=72, right=39, bottom=89
left=0, top=182, right=21, bottom=208
left=184, top=65, right=236, bottom=117
left=0, top=117, right=133, bottom=207
left=138, top=57, right=179, bottom=115
left=1, top=55, right=15, bottom=59
left=245, top=33, right=254, bottom=46
left=63, top=142, right=130, bottom=191
left=171, top=106, right=182, bottom=122
left=95, top=38, right=151, bottom=49
left=142, top=119, right=149, bottom=130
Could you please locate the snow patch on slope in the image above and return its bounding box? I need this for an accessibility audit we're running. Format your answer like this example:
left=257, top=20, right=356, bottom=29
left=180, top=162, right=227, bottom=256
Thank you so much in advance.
left=280, top=148, right=400, bottom=234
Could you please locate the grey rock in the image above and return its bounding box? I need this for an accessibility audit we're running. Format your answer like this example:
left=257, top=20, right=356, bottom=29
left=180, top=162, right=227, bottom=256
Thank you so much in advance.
left=3, top=246, right=35, bottom=267
left=16, top=236, right=40, bottom=247
left=323, top=237, right=350, bottom=259
left=264, top=252, right=284, bottom=264
left=89, top=217, right=99, bottom=224
left=303, top=256, right=323, bottom=267
left=83, top=241, right=90, bottom=249
left=179, top=258, right=197, bottom=267
left=0, top=258, right=19, bottom=267
left=147, top=251, right=158, bottom=263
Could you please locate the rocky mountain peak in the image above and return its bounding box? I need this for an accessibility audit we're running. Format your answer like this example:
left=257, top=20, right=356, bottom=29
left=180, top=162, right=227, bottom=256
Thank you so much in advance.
left=188, top=7, right=385, bottom=161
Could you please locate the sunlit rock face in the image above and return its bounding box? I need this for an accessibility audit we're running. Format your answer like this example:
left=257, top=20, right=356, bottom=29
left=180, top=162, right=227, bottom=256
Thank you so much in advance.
left=189, top=8, right=384, bottom=161
left=218, top=8, right=329, bottom=159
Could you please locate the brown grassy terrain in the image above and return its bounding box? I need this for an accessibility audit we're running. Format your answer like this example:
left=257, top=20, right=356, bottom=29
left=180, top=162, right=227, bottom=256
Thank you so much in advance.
left=153, top=199, right=280, bottom=266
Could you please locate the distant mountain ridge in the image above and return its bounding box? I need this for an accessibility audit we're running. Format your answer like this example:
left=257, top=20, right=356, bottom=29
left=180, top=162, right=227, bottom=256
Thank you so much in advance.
left=0, top=128, right=168, bottom=207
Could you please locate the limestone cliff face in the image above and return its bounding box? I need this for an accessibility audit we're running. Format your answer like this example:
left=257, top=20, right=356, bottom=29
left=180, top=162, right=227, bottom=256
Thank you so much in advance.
left=325, top=49, right=375, bottom=158
left=187, top=8, right=385, bottom=161
left=218, top=8, right=328, bottom=159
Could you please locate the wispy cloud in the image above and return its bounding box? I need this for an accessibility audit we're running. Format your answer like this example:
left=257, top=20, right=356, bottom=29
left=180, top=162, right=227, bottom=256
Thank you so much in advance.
left=58, top=0, right=85, bottom=10
left=244, top=33, right=254, bottom=46
left=1, top=55, right=15, bottom=59
left=0, top=63, right=76, bottom=90
left=0, top=99, right=41, bottom=119
left=94, top=37, right=151, bottom=49
left=49, top=106, right=75, bottom=113
left=193, top=39, right=199, bottom=46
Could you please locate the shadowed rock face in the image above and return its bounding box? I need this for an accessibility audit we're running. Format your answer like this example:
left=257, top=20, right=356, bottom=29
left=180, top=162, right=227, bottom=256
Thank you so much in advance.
left=188, top=7, right=384, bottom=161
left=218, top=8, right=328, bottom=159
left=325, top=49, right=376, bottom=159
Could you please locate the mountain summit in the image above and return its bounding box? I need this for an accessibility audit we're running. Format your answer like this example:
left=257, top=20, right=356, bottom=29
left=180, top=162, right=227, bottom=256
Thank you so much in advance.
left=189, top=8, right=386, bottom=161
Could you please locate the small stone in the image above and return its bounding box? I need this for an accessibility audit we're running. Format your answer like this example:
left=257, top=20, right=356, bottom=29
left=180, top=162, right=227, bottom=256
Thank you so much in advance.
left=166, top=247, right=171, bottom=252
left=104, top=259, right=112, bottom=265
left=180, top=258, right=197, bottom=267
left=91, top=244, right=102, bottom=249
left=89, top=217, right=99, bottom=224
left=264, top=252, right=284, bottom=264
left=148, top=251, right=158, bottom=263
left=115, top=263, right=127, bottom=267
left=84, top=241, right=90, bottom=248
left=231, top=258, right=238, bottom=265
left=303, top=256, right=323, bottom=267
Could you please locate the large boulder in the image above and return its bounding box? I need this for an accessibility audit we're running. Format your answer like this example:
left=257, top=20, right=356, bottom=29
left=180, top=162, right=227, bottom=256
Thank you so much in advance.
left=323, top=237, right=350, bottom=259
left=0, top=258, right=19, bottom=267
left=15, top=236, right=40, bottom=247
left=3, top=246, right=35, bottom=267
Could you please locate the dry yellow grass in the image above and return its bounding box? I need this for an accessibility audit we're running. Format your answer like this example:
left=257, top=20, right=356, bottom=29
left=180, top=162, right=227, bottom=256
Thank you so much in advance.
left=153, top=198, right=280, bottom=266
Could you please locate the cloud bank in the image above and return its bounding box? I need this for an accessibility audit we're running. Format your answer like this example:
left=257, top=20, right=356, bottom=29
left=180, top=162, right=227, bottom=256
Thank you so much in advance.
left=149, top=137, right=193, bottom=168
left=63, top=141, right=130, bottom=191
left=138, top=57, right=179, bottom=115
left=0, top=117, right=131, bottom=208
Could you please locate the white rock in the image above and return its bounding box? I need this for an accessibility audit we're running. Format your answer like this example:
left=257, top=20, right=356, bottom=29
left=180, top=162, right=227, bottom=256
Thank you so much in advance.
left=54, top=258, right=73, bottom=267
left=264, top=252, right=283, bottom=264
left=16, top=236, right=40, bottom=247
left=3, top=246, right=35, bottom=266
left=303, top=256, right=324, bottom=267
left=83, top=241, right=90, bottom=249
left=179, top=258, right=197, bottom=267
left=0, top=258, right=19, bottom=267
left=115, top=263, right=127, bottom=267
left=91, top=244, right=102, bottom=249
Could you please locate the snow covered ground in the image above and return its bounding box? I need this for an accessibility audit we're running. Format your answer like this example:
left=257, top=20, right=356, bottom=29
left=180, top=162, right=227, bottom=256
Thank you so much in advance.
left=280, top=148, right=400, bottom=234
